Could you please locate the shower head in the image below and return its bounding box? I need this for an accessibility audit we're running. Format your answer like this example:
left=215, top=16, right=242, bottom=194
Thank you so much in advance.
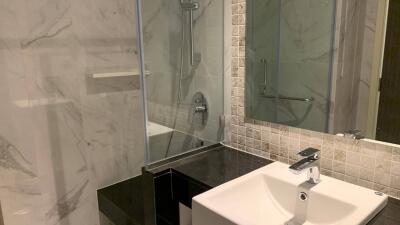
left=181, top=2, right=199, bottom=10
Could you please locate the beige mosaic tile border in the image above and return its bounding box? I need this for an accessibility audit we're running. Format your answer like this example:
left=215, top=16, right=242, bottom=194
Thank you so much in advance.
left=228, top=0, right=400, bottom=199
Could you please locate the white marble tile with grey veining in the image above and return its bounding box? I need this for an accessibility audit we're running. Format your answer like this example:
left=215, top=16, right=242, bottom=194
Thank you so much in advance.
left=0, top=0, right=144, bottom=225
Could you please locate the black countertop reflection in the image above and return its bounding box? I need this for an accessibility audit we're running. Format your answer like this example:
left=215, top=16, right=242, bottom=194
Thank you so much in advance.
left=147, top=145, right=272, bottom=188
left=367, top=198, right=400, bottom=225
left=98, top=175, right=144, bottom=225
left=98, top=144, right=400, bottom=225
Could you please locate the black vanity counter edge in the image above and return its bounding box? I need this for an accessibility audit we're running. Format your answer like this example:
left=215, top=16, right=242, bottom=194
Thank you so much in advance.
left=98, top=144, right=400, bottom=225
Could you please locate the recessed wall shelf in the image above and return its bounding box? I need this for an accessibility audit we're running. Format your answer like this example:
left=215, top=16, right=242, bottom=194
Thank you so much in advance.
left=14, top=98, right=72, bottom=108
left=91, top=70, right=150, bottom=78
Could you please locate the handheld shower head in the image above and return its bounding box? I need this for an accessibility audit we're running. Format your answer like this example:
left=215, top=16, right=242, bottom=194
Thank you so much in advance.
left=181, top=2, right=200, bottom=10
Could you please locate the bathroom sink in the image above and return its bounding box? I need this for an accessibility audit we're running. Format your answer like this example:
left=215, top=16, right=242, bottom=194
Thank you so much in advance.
left=192, top=162, right=387, bottom=225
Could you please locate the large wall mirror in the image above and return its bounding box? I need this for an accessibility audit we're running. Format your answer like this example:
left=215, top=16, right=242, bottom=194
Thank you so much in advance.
left=245, top=0, right=400, bottom=144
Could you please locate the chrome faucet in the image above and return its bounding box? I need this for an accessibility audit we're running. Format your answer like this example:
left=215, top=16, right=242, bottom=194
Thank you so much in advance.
left=289, top=148, right=321, bottom=184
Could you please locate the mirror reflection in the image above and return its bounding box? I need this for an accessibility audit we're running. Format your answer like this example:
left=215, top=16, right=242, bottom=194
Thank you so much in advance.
left=245, top=0, right=400, bottom=144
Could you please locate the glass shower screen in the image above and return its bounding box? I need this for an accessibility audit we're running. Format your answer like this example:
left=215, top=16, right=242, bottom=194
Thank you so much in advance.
left=140, top=0, right=224, bottom=163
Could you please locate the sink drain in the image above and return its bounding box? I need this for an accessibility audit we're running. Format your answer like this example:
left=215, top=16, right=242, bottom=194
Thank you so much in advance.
left=299, top=192, right=308, bottom=201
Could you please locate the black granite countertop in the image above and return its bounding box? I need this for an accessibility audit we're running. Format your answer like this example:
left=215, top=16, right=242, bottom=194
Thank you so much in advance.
left=147, top=145, right=272, bottom=187
left=98, top=144, right=400, bottom=225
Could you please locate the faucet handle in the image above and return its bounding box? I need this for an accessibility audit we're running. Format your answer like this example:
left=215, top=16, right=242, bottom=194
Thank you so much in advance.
left=347, top=129, right=361, bottom=135
left=298, top=148, right=320, bottom=158
left=344, top=129, right=364, bottom=140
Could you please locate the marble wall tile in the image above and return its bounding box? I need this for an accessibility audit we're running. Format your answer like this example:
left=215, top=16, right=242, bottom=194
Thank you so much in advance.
left=0, top=0, right=145, bottom=225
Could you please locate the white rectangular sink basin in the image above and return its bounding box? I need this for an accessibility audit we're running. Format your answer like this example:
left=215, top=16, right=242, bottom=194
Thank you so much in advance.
left=192, top=162, right=387, bottom=225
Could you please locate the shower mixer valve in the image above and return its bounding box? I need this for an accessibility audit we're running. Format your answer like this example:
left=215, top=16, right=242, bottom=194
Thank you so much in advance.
left=191, top=92, right=209, bottom=128
left=194, top=105, right=207, bottom=113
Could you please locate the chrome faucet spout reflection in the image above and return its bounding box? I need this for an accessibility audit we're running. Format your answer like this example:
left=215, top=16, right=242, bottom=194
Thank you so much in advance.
left=289, top=148, right=321, bottom=184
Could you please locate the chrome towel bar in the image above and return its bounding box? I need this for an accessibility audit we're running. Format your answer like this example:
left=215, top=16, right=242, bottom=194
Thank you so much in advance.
left=260, top=94, right=314, bottom=102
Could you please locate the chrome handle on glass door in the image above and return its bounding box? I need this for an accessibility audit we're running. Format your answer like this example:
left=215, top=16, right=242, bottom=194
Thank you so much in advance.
left=259, top=58, right=314, bottom=103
